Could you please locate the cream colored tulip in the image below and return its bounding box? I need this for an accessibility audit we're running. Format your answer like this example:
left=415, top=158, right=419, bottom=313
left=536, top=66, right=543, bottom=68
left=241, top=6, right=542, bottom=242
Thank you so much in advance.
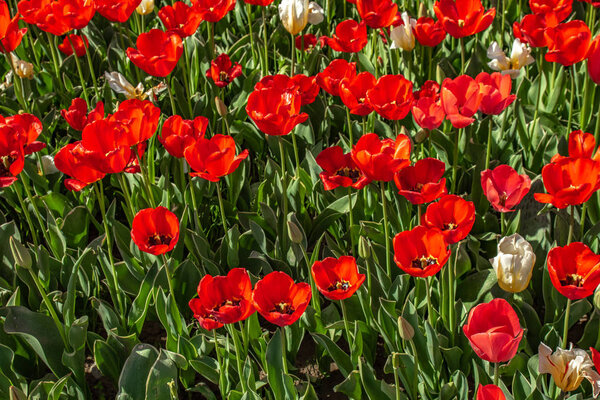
left=279, top=0, right=323, bottom=35
left=11, top=54, right=33, bottom=80
left=539, top=343, right=600, bottom=397
left=390, top=12, right=416, bottom=51
left=136, top=0, right=154, bottom=15
left=487, top=39, right=534, bottom=78
left=105, top=71, right=149, bottom=100
left=491, top=233, right=535, bottom=293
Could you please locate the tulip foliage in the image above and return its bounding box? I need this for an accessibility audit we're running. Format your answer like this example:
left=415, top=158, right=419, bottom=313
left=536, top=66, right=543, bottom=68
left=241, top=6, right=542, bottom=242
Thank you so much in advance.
left=4, top=0, right=600, bottom=399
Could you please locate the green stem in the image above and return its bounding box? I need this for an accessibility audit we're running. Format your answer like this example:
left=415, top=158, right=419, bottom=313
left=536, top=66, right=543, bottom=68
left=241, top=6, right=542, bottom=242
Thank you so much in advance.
left=501, top=212, right=506, bottom=236
left=562, top=298, right=571, bottom=348
left=280, top=326, right=288, bottom=374
left=67, top=35, right=89, bottom=104
left=580, top=203, right=587, bottom=241
left=340, top=299, right=353, bottom=354
left=348, top=188, right=355, bottom=253
left=166, top=77, right=177, bottom=115
left=137, top=154, right=156, bottom=207
left=216, top=180, right=228, bottom=234
left=82, top=30, right=100, bottom=98
left=45, top=32, right=63, bottom=92
left=29, top=267, right=68, bottom=346
left=214, top=330, right=226, bottom=396
left=451, top=129, right=461, bottom=194
left=566, top=65, right=576, bottom=135
left=1, top=46, right=27, bottom=111
left=246, top=4, right=256, bottom=62
left=290, top=32, right=295, bottom=75
left=21, top=179, right=54, bottom=253
left=460, top=37, right=466, bottom=75
left=380, top=181, right=391, bottom=276
left=346, top=107, right=354, bottom=148
left=160, top=254, right=176, bottom=305
left=181, top=41, right=194, bottom=118
left=425, top=277, right=434, bottom=327
left=262, top=8, right=269, bottom=76
left=228, top=325, right=249, bottom=392
left=13, top=184, right=39, bottom=247
left=301, top=246, right=321, bottom=317
left=209, top=22, right=215, bottom=59
left=393, top=362, right=402, bottom=400
left=188, top=175, right=203, bottom=234
left=531, top=56, right=544, bottom=138
left=567, top=204, right=575, bottom=245
left=117, top=173, right=135, bottom=224
left=291, top=129, right=300, bottom=178
left=279, top=138, right=289, bottom=254
left=372, top=30, right=379, bottom=77
left=494, top=363, right=499, bottom=386
left=485, top=117, right=493, bottom=170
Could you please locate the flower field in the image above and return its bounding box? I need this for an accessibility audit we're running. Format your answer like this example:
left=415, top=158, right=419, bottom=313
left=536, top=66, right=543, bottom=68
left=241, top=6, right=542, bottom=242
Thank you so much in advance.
left=3, top=0, right=600, bottom=398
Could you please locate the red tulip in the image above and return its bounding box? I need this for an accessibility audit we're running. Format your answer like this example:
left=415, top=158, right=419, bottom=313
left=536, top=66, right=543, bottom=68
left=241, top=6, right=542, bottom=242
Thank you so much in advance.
left=476, top=385, right=506, bottom=400
left=189, top=268, right=255, bottom=325
left=61, top=98, right=104, bottom=131
left=184, top=134, right=249, bottom=181
left=0, top=1, right=26, bottom=53
left=339, top=71, right=376, bottom=116
left=412, top=97, right=445, bottom=130
left=421, top=194, right=475, bottom=244
left=158, top=2, right=203, bottom=38
left=127, top=29, right=183, bottom=77
left=295, top=34, right=317, bottom=51
left=440, top=75, right=482, bottom=128
left=476, top=72, right=516, bottom=115
left=551, top=130, right=600, bottom=163
left=206, top=54, right=243, bottom=88
left=530, top=0, right=572, bottom=23
left=393, top=225, right=450, bottom=277
left=0, top=125, right=24, bottom=187
left=433, top=0, right=496, bottom=38
left=320, top=20, right=368, bottom=53
left=545, top=20, right=592, bottom=66
left=2, top=113, right=44, bottom=155
left=366, top=74, right=414, bottom=120
left=57, top=0, right=96, bottom=30
left=291, top=74, right=320, bottom=106
left=414, top=17, right=446, bottom=47
left=188, top=302, right=223, bottom=330
left=316, top=59, right=357, bottom=96
left=80, top=119, right=132, bottom=174
left=547, top=242, right=600, bottom=300
left=481, top=165, right=531, bottom=212
left=193, top=0, right=236, bottom=22
left=20, top=0, right=68, bottom=35
left=97, top=0, right=140, bottom=23
left=394, top=158, right=447, bottom=204
left=252, top=271, right=311, bottom=327
left=311, top=256, right=366, bottom=301
left=54, top=141, right=106, bottom=191
left=57, top=34, right=88, bottom=57
left=591, top=347, right=600, bottom=372
left=316, top=146, right=371, bottom=190
left=159, top=115, right=208, bottom=158
left=351, top=133, right=411, bottom=182
left=462, top=298, right=524, bottom=363
left=131, top=206, right=180, bottom=255
left=513, top=13, right=556, bottom=48
left=534, top=157, right=600, bottom=208
left=109, top=99, right=161, bottom=146
left=356, top=0, right=398, bottom=28
left=580, top=0, right=600, bottom=6
left=588, top=36, right=600, bottom=84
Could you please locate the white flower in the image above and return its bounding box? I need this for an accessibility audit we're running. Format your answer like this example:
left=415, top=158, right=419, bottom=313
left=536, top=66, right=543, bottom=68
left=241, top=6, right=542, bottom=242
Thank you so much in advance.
left=279, top=0, right=323, bottom=35
left=487, top=39, right=534, bottom=78
left=390, top=12, right=416, bottom=51
left=11, top=54, right=33, bottom=80
left=539, top=343, right=600, bottom=397
left=491, top=233, right=535, bottom=293
left=39, top=155, right=58, bottom=175
left=136, top=0, right=154, bottom=15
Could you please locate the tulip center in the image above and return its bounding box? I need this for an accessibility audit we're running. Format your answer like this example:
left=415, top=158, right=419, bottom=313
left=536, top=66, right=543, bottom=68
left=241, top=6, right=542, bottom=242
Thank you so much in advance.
left=411, top=256, right=438, bottom=270
left=147, top=234, right=173, bottom=246
left=561, top=273, right=584, bottom=287
left=443, top=222, right=458, bottom=230
left=457, top=19, right=465, bottom=28
left=499, top=193, right=508, bottom=207
left=336, top=167, right=361, bottom=183
left=215, top=298, right=241, bottom=310
left=412, top=182, right=424, bottom=191
left=272, top=302, right=295, bottom=315
left=219, top=71, right=230, bottom=83
left=328, top=279, right=351, bottom=291
left=0, top=154, right=16, bottom=177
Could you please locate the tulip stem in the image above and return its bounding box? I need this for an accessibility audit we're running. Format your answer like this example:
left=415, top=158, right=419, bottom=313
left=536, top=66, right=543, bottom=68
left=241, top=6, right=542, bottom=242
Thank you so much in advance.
left=28, top=266, right=68, bottom=347
left=530, top=57, right=544, bottom=139
left=116, top=173, right=135, bottom=224
left=348, top=188, right=356, bottom=253
left=166, top=77, right=177, bottom=115
left=425, top=277, right=434, bottom=327
left=301, top=246, right=321, bottom=318
left=451, top=128, right=461, bottom=194
left=500, top=213, right=506, bottom=236
left=290, top=33, right=295, bottom=75
left=346, top=107, right=354, bottom=148
left=21, top=178, right=54, bottom=256
left=67, top=35, right=90, bottom=105
left=372, top=30, right=379, bottom=77
left=279, top=137, right=289, bottom=255
left=215, top=180, right=228, bottom=237
left=580, top=203, right=587, bottom=241
left=562, top=298, right=572, bottom=348
left=566, top=65, right=576, bottom=135
left=417, top=204, right=422, bottom=228
left=427, top=47, right=433, bottom=81
left=209, top=22, right=215, bottom=59
left=493, top=363, right=499, bottom=386
left=567, top=204, right=575, bottom=245
left=380, top=181, right=391, bottom=276
left=280, top=326, right=288, bottom=374
left=45, top=32, right=63, bottom=93
left=82, top=30, right=100, bottom=98
left=485, top=116, right=493, bottom=170
left=460, top=38, right=466, bottom=75
left=13, top=184, right=39, bottom=248
left=0, top=45, right=27, bottom=112
left=228, top=324, right=249, bottom=392
left=393, top=360, right=401, bottom=400
left=246, top=4, right=256, bottom=63
left=340, top=299, right=353, bottom=351
left=262, top=8, right=269, bottom=76
left=213, top=330, right=226, bottom=395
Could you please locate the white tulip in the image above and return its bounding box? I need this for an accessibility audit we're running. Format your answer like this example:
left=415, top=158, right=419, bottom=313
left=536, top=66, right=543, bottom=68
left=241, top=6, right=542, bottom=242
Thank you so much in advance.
left=487, top=39, right=534, bottom=78
left=390, top=12, right=416, bottom=51
left=136, top=0, right=154, bottom=15
left=10, top=54, right=33, bottom=80
left=39, top=155, right=58, bottom=175
left=539, top=343, right=600, bottom=397
left=490, top=233, right=535, bottom=293
left=279, top=0, right=323, bottom=35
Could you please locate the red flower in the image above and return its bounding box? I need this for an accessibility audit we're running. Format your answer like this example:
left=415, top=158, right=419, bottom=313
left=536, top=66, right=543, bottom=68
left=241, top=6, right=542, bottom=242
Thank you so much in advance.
left=80, top=119, right=132, bottom=174
left=394, top=158, right=447, bottom=204
left=110, top=99, right=161, bottom=146
left=57, top=34, right=88, bottom=57
left=0, top=114, right=44, bottom=187
left=96, top=0, right=140, bottom=23
left=393, top=225, right=450, bottom=277
left=588, top=36, right=600, bottom=84
left=206, top=54, right=243, bottom=88
left=351, top=133, right=411, bottom=182
left=440, top=75, right=482, bottom=128
left=3, top=113, right=44, bottom=155
left=320, top=20, right=368, bottom=53
left=244, top=0, right=274, bottom=6
left=481, top=165, right=531, bottom=212
left=412, top=97, right=445, bottom=130
left=534, top=157, right=600, bottom=208
left=311, top=256, right=366, bottom=301
left=545, top=20, right=592, bottom=66
left=476, top=72, right=516, bottom=115
left=131, top=207, right=180, bottom=256
left=291, top=74, right=320, bottom=106
left=193, top=0, right=236, bottom=22
left=551, top=130, right=600, bottom=163
left=184, top=135, right=249, bottom=181
left=0, top=1, right=26, bottom=53
left=356, top=0, right=398, bottom=28
left=513, top=13, right=555, bottom=48
left=127, top=29, right=183, bottom=77
left=414, top=17, right=446, bottom=47
left=295, top=34, right=317, bottom=51
left=366, top=74, right=414, bottom=120
left=61, top=98, right=104, bottom=131
left=476, top=385, right=506, bottom=400
left=592, top=347, right=600, bottom=372
left=462, top=298, right=524, bottom=363
left=246, top=76, right=309, bottom=136
left=580, top=0, right=600, bottom=6
left=188, top=303, right=223, bottom=330
left=159, top=115, right=208, bottom=158
left=189, top=268, right=255, bottom=326
left=54, top=141, right=105, bottom=191
left=421, top=194, right=475, bottom=244
left=316, top=59, right=357, bottom=96
left=252, top=271, right=311, bottom=327
left=530, top=0, right=572, bottom=23
left=158, top=2, right=203, bottom=38
left=55, top=0, right=95, bottom=30
left=414, top=80, right=441, bottom=100
left=316, top=146, right=370, bottom=190
left=433, top=0, right=496, bottom=38
left=547, top=242, right=600, bottom=300
left=339, top=71, right=376, bottom=116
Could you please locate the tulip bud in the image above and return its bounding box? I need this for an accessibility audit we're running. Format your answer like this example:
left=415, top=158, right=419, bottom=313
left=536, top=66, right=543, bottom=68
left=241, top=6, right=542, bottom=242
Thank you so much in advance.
left=490, top=234, right=535, bottom=293
left=215, top=96, right=228, bottom=117
left=397, top=316, right=414, bottom=341
left=287, top=220, right=303, bottom=244
left=399, top=126, right=409, bottom=137
left=279, top=0, right=323, bottom=35
left=10, top=237, right=32, bottom=270
left=136, top=0, right=154, bottom=15
left=9, top=386, right=27, bottom=400
left=390, top=12, right=416, bottom=51
left=358, top=236, right=371, bottom=259
left=415, top=128, right=430, bottom=144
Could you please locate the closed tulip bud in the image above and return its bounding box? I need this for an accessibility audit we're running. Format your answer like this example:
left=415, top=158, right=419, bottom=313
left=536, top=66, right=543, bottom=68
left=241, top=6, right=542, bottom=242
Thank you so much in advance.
left=390, top=12, right=417, bottom=51
left=215, top=96, right=228, bottom=117
left=10, top=237, right=31, bottom=270
left=279, top=0, right=324, bottom=35
left=415, top=128, right=429, bottom=143
left=358, top=236, right=371, bottom=259
left=287, top=220, right=304, bottom=244
left=398, top=316, right=415, bottom=341
left=491, top=234, right=535, bottom=293
left=9, top=386, right=27, bottom=400
left=136, top=0, right=154, bottom=15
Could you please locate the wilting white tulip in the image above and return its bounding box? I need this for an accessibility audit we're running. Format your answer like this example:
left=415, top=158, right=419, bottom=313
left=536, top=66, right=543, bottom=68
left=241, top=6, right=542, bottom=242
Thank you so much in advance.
left=39, top=155, right=59, bottom=175
left=279, top=0, right=324, bottom=35
left=490, top=233, right=535, bottom=293
left=104, top=71, right=165, bottom=103
left=390, top=12, right=416, bottom=51
left=11, top=54, right=33, bottom=80
left=539, top=343, right=600, bottom=397
left=136, top=0, right=154, bottom=15
left=487, top=38, right=534, bottom=78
